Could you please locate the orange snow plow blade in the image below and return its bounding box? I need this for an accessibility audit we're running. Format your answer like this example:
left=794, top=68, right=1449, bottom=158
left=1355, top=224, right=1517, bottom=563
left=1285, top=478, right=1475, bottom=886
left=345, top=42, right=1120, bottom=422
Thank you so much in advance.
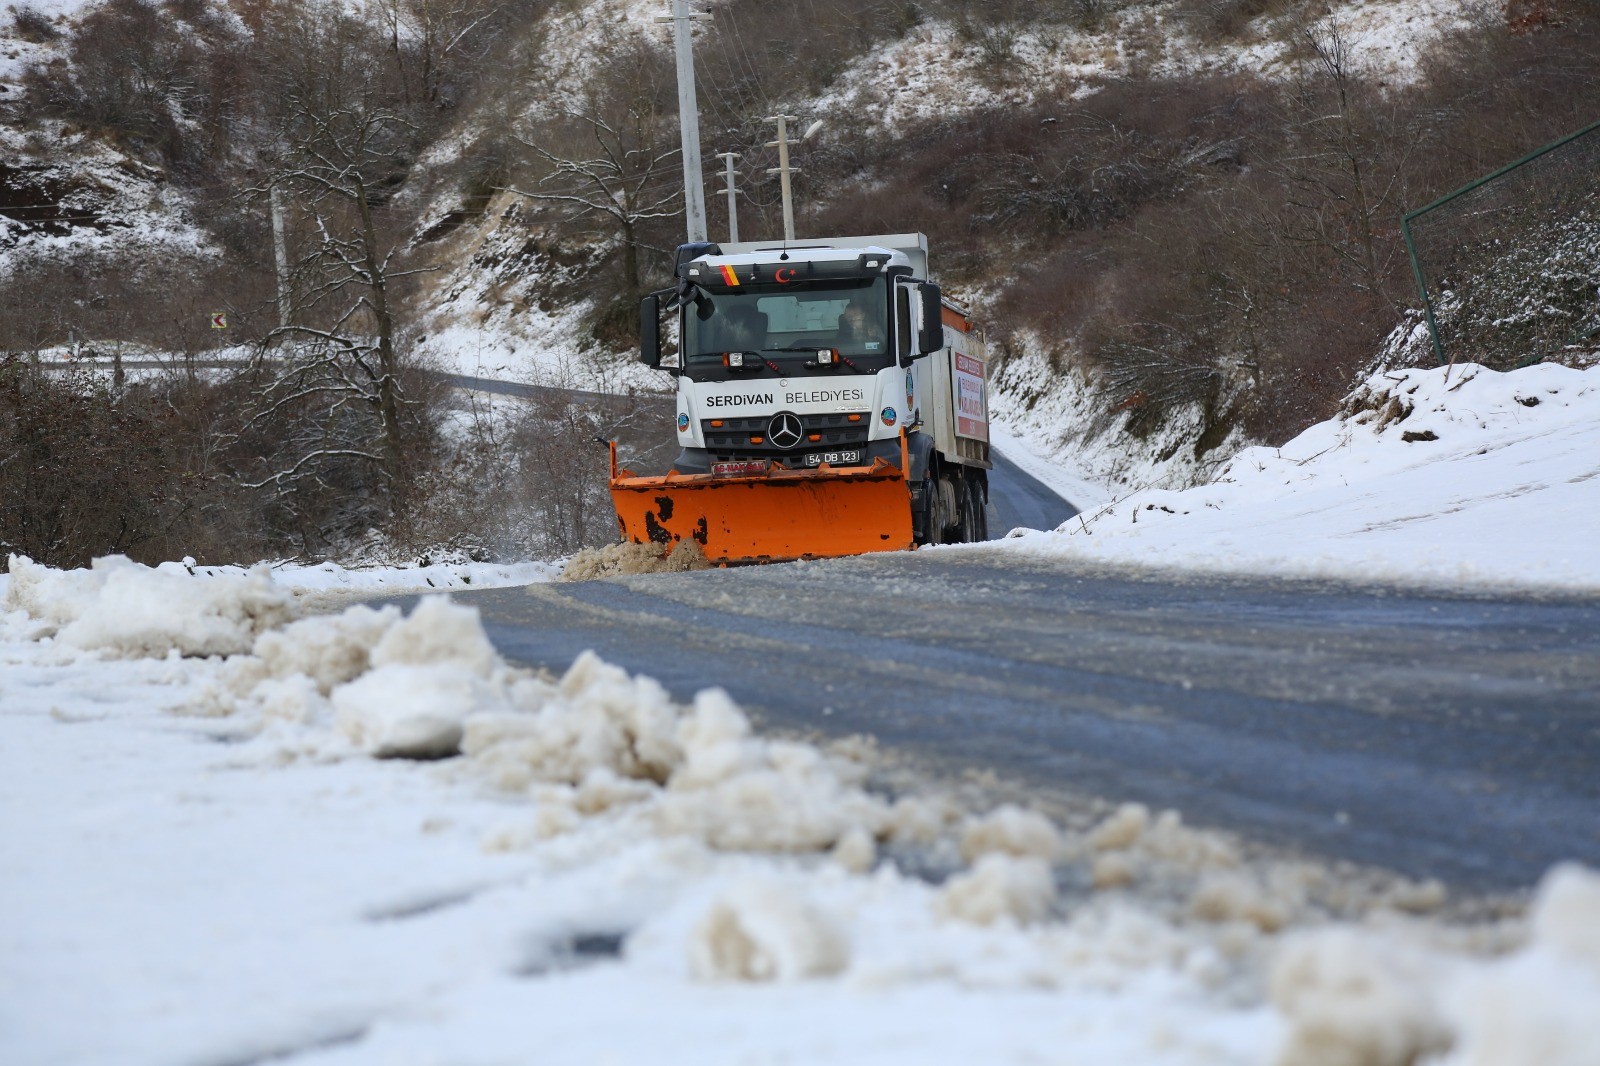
left=608, top=435, right=914, bottom=564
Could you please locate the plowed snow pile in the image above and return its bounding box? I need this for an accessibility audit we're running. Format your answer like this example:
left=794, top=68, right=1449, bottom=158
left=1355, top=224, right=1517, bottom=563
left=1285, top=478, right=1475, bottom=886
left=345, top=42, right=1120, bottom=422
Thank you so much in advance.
left=997, top=363, right=1600, bottom=593
left=3, top=556, right=1596, bottom=1065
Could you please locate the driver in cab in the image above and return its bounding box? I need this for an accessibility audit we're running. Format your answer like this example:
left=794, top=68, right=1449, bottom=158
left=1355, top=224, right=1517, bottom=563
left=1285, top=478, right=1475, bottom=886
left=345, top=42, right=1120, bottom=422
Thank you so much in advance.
left=720, top=306, right=767, bottom=354
left=835, top=293, right=884, bottom=354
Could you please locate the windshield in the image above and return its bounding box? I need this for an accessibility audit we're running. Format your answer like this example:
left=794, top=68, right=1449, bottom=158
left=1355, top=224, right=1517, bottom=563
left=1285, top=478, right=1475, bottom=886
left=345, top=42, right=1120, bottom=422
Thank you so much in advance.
left=682, top=277, right=889, bottom=379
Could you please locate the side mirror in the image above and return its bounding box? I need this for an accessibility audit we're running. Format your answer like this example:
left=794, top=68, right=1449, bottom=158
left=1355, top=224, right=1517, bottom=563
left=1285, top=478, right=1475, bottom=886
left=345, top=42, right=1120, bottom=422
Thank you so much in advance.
left=917, top=283, right=944, bottom=356
left=639, top=294, right=662, bottom=368
left=895, top=285, right=913, bottom=366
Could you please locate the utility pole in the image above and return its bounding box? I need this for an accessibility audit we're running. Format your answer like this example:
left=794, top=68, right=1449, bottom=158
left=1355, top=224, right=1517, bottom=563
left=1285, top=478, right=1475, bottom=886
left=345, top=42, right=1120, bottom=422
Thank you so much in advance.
left=714, top=151, right=740, bottom=243
left=270, top=182, right=292, bottom=332
left=656, top=1, right=711, bottom=243
left=765, top=114, right=799, bottom=242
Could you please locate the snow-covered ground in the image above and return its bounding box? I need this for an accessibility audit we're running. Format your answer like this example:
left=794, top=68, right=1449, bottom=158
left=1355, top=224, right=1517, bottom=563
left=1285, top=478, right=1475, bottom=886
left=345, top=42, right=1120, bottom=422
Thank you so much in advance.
left=4, top=556, right=1598, bottom=1065
left=416, top=303, right=668, bottom=397
left=989, top=345, right=1244, bottom=501
left=0, top=555, right=554, bottom=610
left=0, top=0, right=86, bottom=85
left=989, top=362, right=1600, bottom=595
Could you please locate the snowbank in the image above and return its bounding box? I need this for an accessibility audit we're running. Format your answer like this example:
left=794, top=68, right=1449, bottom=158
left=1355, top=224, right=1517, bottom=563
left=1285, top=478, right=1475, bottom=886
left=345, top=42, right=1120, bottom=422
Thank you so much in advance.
left=194, top=555, right=555, bottom=597
left=4, top=554, right=1596, bottom=1065
left=0, top=553, right=552, bottom=616
left=4, top=554, right=295, bottom=656
left=994, top=363, right=1600, bottom=594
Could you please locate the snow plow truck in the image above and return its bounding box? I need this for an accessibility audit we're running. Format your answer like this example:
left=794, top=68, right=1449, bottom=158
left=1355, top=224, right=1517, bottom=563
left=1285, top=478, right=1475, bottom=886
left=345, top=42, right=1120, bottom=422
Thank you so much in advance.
left=609, top=233, right=991, bottom=564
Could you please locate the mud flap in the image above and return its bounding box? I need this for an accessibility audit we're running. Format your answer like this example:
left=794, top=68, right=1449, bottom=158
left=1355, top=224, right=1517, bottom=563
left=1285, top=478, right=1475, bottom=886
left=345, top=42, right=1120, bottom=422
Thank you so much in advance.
left=608, top=437, right=915, bottom=564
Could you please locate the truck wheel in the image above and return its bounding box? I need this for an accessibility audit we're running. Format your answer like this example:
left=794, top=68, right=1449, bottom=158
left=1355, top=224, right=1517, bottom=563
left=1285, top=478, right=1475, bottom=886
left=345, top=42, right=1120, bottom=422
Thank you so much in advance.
left=971, top=472, right=989, bottom=542
left=960, top=476, right=986, bottom=543
left=939, top=475, right=962, bottom=543
left=920, top=471, right=956, bottom=545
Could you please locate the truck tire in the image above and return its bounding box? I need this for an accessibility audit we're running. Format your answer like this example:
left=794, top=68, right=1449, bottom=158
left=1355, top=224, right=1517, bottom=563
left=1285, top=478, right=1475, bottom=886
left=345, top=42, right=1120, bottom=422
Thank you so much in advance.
left=919, top=470, right=958, bottom=546
left=960, top=474, right=987, bottom=543
left=973, top=471, right=990, bottom=541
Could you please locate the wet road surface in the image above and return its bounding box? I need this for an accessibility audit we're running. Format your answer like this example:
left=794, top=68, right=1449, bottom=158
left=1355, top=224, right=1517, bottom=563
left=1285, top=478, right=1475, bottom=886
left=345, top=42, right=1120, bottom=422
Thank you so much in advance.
left=453, top=552, right=1600, bottom=890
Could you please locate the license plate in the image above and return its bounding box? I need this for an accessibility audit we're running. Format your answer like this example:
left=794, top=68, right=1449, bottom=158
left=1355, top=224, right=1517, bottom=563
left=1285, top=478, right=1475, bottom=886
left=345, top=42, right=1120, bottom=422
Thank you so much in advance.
left=805, top=450, right=861, bottom=467
left=712, top=461, right=768, bottom=476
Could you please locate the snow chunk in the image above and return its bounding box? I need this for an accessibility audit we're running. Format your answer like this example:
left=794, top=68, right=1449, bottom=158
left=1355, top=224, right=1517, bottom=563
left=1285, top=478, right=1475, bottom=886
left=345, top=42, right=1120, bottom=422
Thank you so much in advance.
left=1092, top=852, right=1137, bottom=891
left=4, top=554, right=135, bottom=629
left=321, top=597, right=523, bottom=758
left=368, top=595, right=499, bottom=678
left=1271, top=928, right=1451, bottom=1066
left=51, top=558, right=295, bottom=658
left=937, top=855, right=1057, bottom=927
left=959, top=804, right=1063, bottom=862
left=1437, top=865, right=1600, bottom=1066
left=561, top=539, right=711, bottom=580
left=830, top=827, right=876, bottom=874
left=334, top=663, right=507, bottom=759
left=558, top=650, right=683, bottom=782
left=884, top=795, right=955, bottom=846
left=1139, top=809, right=1239, bottom=868
left=253, top=604, right=401, bottom=694
left=689, top=879, right=849, bottom=982
left=1529, top=862, right=1600, bottom=966
left=656, top=690, right=889, bottom=853
left=462, top=650, right=681, bottom=790
left=1089, top=802, right=1151, bottom=851
left=1192, top=871, right=1293, bottom=933
left=254, top=674, right=330, bottom=727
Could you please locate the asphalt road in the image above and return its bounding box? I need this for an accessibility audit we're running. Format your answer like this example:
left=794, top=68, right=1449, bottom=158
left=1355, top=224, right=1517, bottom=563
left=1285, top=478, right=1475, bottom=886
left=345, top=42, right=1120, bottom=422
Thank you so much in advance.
left=457, top=552, right=1600, bottom=890
left=986, top=450, right=1079, bottom=534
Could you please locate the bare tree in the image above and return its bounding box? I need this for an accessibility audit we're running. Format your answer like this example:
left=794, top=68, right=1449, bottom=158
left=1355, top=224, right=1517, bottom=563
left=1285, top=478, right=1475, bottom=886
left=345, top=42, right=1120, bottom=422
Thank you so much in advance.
left=374, top=0, right=506, bottom=107
left=254, top=4, right=434, bottom=510
left=1273, top=17, right=1407, bottom=305
left=507, top=48, right=681, bottom=293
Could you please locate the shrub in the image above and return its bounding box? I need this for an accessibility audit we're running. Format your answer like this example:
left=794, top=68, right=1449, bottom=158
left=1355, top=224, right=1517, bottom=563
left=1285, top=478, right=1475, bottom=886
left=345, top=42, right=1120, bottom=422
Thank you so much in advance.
left=0, top=359, right=259, bottom=568
left=10, top=5, right=60, bottom=43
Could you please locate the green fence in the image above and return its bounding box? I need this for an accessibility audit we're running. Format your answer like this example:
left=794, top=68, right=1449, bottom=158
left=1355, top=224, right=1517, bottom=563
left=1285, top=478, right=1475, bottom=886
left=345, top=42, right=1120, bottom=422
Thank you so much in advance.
left=1402, top=119, right=1600, bottom=370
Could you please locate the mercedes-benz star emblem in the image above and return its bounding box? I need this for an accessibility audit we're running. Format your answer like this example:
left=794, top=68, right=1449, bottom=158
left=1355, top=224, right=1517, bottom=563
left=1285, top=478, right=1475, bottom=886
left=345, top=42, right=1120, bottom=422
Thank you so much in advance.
left=768, top=412, right=804, bottom=450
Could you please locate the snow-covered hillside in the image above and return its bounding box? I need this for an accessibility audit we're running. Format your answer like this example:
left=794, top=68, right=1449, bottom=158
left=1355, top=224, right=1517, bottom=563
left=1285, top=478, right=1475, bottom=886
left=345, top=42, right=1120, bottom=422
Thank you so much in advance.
left=1, top=4, right=215, bottom=285
left=990, top=361, right=1600, bottom=594
left=4, top=557, right=1597, bottom=1065
left=808, top=0, right=1475, bottom=134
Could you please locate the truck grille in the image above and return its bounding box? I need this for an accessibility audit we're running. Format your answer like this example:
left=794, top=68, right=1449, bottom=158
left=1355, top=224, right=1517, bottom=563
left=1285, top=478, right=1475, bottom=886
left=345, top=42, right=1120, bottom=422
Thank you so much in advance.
left=702, top=413, right=870, bottom=462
